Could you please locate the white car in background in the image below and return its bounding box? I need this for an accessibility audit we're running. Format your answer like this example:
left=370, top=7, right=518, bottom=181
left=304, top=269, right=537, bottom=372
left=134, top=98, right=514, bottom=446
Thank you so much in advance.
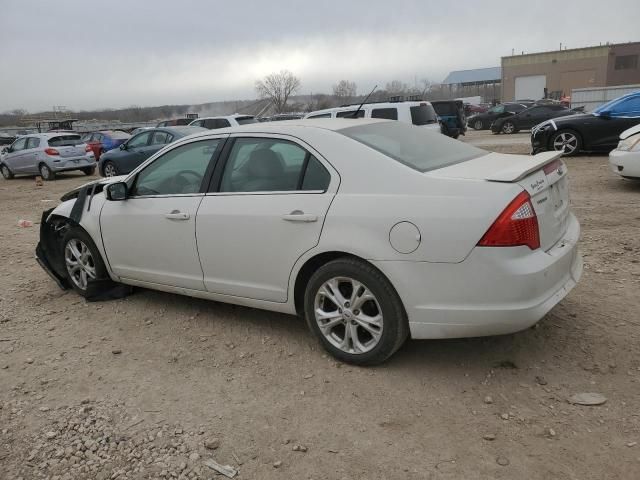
left=189, top=114, right=257, bottom=130
left=36, top=119, right=582, bottom=365
left=609, top=124, right=640, bottom=180
left=304, top=100, right=442, bottom=133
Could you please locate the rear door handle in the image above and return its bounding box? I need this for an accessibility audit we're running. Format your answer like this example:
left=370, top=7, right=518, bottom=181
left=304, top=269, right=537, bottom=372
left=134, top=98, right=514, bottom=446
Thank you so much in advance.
left=165, top=210, right=190, bottom=220
left=282, top=210, right=318, bottom=222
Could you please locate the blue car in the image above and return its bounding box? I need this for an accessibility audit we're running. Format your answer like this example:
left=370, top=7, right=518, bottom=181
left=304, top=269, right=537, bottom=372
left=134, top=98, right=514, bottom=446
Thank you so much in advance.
left=531, top=91, right=640, bottom=155
left=82, top=130, right=131, bottom=161
left=98, top=126, right=206, bottom=177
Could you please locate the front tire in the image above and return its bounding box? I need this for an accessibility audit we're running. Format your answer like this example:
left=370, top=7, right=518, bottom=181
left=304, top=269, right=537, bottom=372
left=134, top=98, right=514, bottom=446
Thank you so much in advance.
left=501, top=121, right=517, bottom=134
left=1, top=164, right=13, bottom=179
left=304, top=258, right=408, bottom=365
left=62, top=227, right=107, bottom=297
left=39, top=163, right=55, bottom=181
left=550, top=129, right=582, bottom=156
left=82, top=166, right=96, bottom=176
left=473, top=120, right=484, bottom=130
left=103, top=161, right=118, bottom=177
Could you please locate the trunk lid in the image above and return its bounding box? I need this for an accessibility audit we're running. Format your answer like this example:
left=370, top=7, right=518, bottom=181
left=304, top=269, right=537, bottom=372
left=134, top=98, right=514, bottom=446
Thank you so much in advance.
left=432, top=151, right=570, bottom=251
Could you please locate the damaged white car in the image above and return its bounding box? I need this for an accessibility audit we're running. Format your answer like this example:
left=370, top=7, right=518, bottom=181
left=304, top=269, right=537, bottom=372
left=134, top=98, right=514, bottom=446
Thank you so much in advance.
left=37, top=119, right=582, bottom=365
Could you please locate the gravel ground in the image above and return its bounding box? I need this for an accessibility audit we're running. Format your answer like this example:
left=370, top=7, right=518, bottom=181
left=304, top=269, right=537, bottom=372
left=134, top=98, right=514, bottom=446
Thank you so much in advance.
left=1, top=132, right=640, bottom=479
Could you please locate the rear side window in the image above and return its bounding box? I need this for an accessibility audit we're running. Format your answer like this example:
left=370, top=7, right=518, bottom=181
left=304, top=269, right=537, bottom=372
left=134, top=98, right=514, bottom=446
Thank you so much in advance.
left=431, top=103, right=455, bottom=116
left=111, top=131, right=130, bottom=140
left=307, top=113, right=331, bottom=119
left=150, top=131, right=172, bottom=145
left=371, top=108, right=398, bottom=120
left=48, top=135, right=82, bottom=147
left=409, top=105, right=437, bottom=125
left=336, top=110, right=365, bottom=118
left=235, top=116, right=257, bottom=125
left=302, top=157, right=331, bottom=191
left=26, top=137, right=40, bottom=149
left=339, top=122, right=486, bottom=173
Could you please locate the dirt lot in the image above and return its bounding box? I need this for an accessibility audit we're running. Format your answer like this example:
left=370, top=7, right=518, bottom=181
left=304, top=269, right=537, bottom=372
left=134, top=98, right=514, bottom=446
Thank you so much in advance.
left=1, top=131, right=640, bottom=479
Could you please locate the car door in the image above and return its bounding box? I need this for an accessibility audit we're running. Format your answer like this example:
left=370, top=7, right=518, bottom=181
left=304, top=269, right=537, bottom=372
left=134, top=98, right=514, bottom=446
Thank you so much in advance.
left=119, top=131, right=152, bottom=173
left=196, top=134, right=337, bottom=302
left=518, top=106, right=544, bottom=129
left=22, top=137, right=41, bottom=173
left=4, top=137, right=28, bottom=172
left=100, top=138, right=224, bottom=289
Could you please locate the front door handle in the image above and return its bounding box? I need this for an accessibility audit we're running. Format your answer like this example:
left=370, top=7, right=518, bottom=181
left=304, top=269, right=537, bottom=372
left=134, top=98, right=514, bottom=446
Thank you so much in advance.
left=282, top=210, right=318, bottom=222
left=165, top=210, right=190, bottom=220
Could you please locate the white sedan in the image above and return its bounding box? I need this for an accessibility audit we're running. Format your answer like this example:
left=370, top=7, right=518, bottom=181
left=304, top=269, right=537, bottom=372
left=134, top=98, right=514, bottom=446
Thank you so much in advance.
left=36, top=119, right=582, bottom=365
left=609, top=124, right=640, bottom=180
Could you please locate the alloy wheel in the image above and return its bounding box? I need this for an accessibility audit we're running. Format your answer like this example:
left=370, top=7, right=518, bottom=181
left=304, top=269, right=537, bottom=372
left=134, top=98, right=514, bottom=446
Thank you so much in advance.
left=474, top=120, right=483, bottom=130
left=104, top=163, right=117, bottom=177
left=40, top=164, right=51, bottom=179
left=502, top=122, right=515, bottom=134
left=314, top=277, right=383, bottom=354
left=553, top=132, right=578, bottom=154
left=64, top=239, right=96, bottom=291
left=1, top=165, right=10, bottom=179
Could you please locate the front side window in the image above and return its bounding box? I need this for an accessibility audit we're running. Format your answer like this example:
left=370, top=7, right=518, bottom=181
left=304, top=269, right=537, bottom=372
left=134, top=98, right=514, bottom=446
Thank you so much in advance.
left=308, top=113, right=331, bottom=119
left=11, top=137, right=27, bottom=151
left=336, top=110, right=365, bottom=118
left=219, top=138, right=330, bottom=192
left=216, top=119, right=231, bottom=128
left=490, top=105, right=505, bottom=114
left=340, top=122, right=486, bottom=173
left=191, top=120, right=204, bottom=128
left=133, top=139, right=220, bottom=196
left=150, top=131, right=172, bottom=145
left=127, top=132, right=151, bottom=148
left=371, top=108, right=399, bottom=120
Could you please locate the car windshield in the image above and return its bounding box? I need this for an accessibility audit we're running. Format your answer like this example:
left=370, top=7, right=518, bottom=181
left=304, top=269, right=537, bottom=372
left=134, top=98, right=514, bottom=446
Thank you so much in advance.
left=48, top=135, right=82, bottom=147
left=432, top=103, right=456, bottom=116
left=236, top=116, right=257, bottom=125
left=592, top=96, right=634, bottom=115
left=339, top=122, right=487, bottom=172
left=409, top=104, right=438, bottom=125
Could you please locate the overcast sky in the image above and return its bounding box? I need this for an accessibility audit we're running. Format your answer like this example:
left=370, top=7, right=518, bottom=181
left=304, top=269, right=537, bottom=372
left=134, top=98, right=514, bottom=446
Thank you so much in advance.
left=1, top=0, right=638, bottom=112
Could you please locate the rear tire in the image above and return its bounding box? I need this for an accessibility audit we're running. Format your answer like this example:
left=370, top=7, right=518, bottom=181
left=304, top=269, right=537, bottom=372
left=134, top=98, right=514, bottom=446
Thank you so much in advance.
left=1, top=164, right=13, bottom=179
left=473, top=120, right=484, bottom=130
left=501, top=120, right=517, bottom=134
left=82, top=166, right=96, bottom=176
left=39, top=163, right=55, bottom=181
left=303, top=258, right=408, bottom=365
left=61, top=227, right=108, bottom=297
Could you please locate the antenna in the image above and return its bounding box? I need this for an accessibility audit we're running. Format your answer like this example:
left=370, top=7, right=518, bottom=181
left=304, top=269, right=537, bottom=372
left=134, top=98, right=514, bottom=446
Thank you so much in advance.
left=351, top=85, right=377, bottom=118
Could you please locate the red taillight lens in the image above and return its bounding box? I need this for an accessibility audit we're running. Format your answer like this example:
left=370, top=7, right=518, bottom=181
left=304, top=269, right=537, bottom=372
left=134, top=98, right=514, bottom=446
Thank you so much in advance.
left=44, top=148, right=59, bottom=156
left=478, top=191, right=540, bottom=250
left=85, top=145, right=92, bottom=152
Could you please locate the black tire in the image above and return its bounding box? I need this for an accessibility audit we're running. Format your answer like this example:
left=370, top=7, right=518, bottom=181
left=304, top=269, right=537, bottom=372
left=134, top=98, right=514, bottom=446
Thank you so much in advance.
left=39, top=163, right=55, bottom=181
left=82, top=166, right=96, bottom=176
left=501, top=120, right=517, bottom=134
left=303, top=258, right=408, bottom=365
left=103, top=161, right=118, bottom=177
left=549, top=129, right=582, bottom=156
left=473, top=119, right=484, bottom=130
left=1, top=164, right=13, bottom=179
left=61, top=227, right=108, bottom=297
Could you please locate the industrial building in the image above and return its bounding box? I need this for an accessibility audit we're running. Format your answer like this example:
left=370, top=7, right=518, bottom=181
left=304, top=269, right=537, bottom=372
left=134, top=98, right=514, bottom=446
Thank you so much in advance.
left=440, top=67, right=502, bottom=103
left=501, top=41, right=640, bottom=101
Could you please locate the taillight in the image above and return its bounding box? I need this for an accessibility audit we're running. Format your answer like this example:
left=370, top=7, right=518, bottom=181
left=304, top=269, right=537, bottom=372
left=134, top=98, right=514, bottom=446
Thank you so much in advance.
left=478, top=191, right=540, bottom=250
left=85, top=145, right=92, bottom=152
left=44, top=148, right=59, bottom=156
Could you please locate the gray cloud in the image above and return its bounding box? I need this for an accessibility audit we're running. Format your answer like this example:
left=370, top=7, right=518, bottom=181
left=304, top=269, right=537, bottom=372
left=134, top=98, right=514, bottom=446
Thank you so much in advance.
left=1, top=0, right=638, bottom=111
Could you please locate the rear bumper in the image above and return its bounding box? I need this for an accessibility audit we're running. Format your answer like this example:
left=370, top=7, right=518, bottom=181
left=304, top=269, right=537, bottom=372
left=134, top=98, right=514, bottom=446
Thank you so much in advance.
left=373, top=213, right=582, bottom=339
left=609, top=149, right=640, bottom=178
left=50, top=155, right=95, bottom=171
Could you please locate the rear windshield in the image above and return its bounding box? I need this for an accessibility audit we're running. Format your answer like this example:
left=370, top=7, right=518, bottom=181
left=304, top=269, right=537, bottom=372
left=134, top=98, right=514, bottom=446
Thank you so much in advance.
left=432, top=103, right=456, bottom=116
left=48, top=135, right=82, bottom=147
left=410, top=104, right=438, bottom=125
left=236, top=116, right=257, bottom=125
left=339, top=122, right=486, bottom=173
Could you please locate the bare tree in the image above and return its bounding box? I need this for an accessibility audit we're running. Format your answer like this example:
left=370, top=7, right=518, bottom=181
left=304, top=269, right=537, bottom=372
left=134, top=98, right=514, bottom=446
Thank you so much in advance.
left=385, top=80, right=410, bottom=96
left=332, top=80, right=357, bottom=103
left=255, top=70, right=301, bottom=113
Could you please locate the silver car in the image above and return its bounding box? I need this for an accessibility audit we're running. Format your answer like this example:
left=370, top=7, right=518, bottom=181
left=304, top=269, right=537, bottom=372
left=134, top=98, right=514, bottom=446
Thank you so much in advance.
left=0, top=133, right=96, bottom=180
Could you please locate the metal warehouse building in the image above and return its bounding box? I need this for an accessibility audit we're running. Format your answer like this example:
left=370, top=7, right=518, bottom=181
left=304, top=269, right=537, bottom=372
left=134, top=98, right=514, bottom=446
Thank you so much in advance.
left=501, top=42, right=640, bottom=102
left=441, top=67, right=501, bottom=103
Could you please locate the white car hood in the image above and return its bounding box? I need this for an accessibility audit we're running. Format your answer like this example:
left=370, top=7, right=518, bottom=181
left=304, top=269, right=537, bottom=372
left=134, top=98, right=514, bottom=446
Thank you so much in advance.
left=620, top=123, right=640, bottom=140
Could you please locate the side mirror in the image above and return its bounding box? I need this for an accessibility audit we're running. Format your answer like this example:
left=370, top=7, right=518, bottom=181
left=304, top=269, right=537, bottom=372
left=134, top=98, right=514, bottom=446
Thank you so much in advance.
left=599, top=110, right=611, bottom=118
left=119, top=143, right=127, bottom=150
left=105, top=182, right=127, bottom=201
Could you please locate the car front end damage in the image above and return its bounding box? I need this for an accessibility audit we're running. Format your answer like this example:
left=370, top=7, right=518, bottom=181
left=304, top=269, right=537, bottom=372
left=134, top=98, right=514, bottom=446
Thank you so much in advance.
left=530, top=120, right=558, bottom=154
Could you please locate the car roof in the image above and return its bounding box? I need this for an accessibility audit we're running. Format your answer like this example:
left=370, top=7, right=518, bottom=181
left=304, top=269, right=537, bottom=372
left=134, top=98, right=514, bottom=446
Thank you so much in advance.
left=194, top=114, right=254, bottom=120
left=307, top=101, right=431, bottom=116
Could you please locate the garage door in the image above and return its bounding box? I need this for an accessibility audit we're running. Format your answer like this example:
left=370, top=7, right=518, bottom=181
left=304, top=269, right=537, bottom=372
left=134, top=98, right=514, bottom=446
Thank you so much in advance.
left=515, top=75, right=546, bottom=101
